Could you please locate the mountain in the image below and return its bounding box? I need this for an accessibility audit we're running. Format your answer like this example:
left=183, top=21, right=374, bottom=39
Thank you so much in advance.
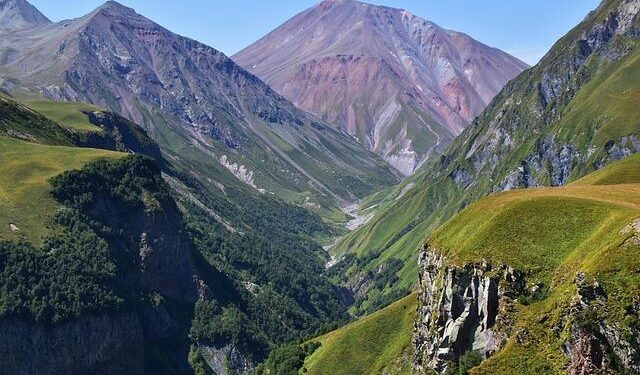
left=0, top=1, right=399, bottom=217
left=327, top=0, right=640, bottom=315
left=0, top=0, right=49, bottom=31
left=413, top=153, right=640, bottom=373
left=233, top=0, right=528, bottom=174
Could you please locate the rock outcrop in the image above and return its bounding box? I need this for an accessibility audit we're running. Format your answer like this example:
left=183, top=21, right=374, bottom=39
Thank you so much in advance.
left=200, top=344, right=254, bottom=375
left=566, top=272, right=640, bottom=375
left=413, top=245, right=525, bottom=373
left=413, top=248, right=640, bottom=374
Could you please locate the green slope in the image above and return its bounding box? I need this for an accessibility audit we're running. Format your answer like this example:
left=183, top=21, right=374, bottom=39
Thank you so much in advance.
left=426, top=154, right=640, bottom=374
left=303, top=293, right=417, bottom=375
left=0, top=137, right=122, bottom=244
left=0, top=93, right=76, bottom=145
left=330, top=0, right=640, bottom=313
left=304, top=154, right=640, bottom=375
left=0, top=95, right=126, bottom=243
left=19, top=98, right=102, bottom=132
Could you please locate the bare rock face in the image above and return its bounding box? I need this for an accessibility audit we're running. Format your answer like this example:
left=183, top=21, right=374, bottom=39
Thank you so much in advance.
left=456, top=0, right=640, bottom=194
left=566, top=272, right=640, bottom=375
left=234, top=0, right=528, bottom=174
left=0, top=313, right=144, bottom=375
left=413, top=245, right=524, bottom=373
left=200, top=344, right=254, bottom=375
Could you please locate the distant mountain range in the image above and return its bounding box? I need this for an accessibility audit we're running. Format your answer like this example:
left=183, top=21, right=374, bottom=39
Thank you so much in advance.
left=0, top=0, right=399, bottom=216
left=234, top=0, right=528, bottom=174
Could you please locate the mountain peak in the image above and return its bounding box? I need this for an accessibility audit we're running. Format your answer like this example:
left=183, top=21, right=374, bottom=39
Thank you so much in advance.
left=316, top=0, right=410, bottom=15
left=91, top=0, right=138, bottom=17
left=234, top=0, right=528, bottom=174
left=0, top=0, right=50, bottom=31
left=97, top=1, right=133, bottom=12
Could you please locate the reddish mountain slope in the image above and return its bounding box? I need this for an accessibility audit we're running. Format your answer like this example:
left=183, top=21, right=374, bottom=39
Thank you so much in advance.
left=234, top=0, right=528, bottom=174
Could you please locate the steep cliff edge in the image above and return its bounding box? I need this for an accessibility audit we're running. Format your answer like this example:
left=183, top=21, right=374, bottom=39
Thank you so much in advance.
left=413, top=249, right=524, bottom=373
left=413, top=155, right=640, bottom=374
left=0, top=156, right=201, bottom=374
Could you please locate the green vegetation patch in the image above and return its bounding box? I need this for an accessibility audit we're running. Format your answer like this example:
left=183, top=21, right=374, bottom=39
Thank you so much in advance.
left=21, top=99, right=102, bottom=132
left=572, top=153, right=640, bottom=186
left=0, top=137, right=123, bottom=243
left=302, top=293, right=416, bottom=375
left=431, top=195, right=617, bottom=278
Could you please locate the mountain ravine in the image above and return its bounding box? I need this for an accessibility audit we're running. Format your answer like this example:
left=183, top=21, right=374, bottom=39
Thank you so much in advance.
left=234, top=0, right=528, bottom=175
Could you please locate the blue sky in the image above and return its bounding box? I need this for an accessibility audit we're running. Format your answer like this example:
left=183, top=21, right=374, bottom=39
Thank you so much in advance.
left=29, top=0, right=600, bottom=65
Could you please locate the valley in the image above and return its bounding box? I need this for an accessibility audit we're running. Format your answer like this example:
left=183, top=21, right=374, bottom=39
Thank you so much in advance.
left=1, top=0, right=639, bottom=374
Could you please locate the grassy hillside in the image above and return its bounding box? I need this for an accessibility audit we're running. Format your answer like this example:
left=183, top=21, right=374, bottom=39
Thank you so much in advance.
left=426, top=154, right=640, bottom=374
left=301, top=154, right=640, bottom=375
left=303, top=293, right=417, bottom=375
left=0, top=93, right=76, bottom=145
left=19, top=99, right=102, bottom=132
left=328, top=0, right=640, bottom=313
left=0, top=136, right=123, bottom=244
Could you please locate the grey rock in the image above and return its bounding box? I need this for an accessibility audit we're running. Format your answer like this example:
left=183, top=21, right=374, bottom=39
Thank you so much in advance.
left=566, top=271, right=640, bottom=374
left=413, top=245, right=524, bottom=373
left=200, top=344, right=253, bottom=375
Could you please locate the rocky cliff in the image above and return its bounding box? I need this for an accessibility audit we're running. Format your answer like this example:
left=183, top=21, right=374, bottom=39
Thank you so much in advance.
left=414, top=242, right=640, bottom=374
left=0, top=156, right=201, bottom=375
left=566, top=272, right=640, bottom=375
left=412, top=156, right=640, bottom=374
left=413, top=246, right=524, bottom=373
